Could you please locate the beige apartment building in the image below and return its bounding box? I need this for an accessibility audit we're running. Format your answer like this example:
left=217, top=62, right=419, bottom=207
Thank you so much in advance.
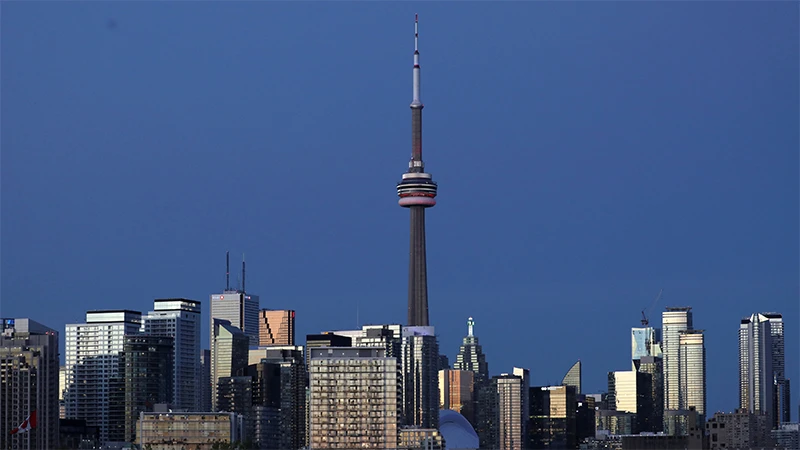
left=309, top=347, right=402, bottom=449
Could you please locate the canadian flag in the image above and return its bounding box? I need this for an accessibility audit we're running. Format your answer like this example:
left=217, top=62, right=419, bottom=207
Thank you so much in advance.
left=10, top=411, right=36, bottom=435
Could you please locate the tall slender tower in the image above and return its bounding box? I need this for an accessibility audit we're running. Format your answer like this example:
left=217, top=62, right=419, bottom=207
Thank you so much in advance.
left=397, top=15, right=438, bottom=327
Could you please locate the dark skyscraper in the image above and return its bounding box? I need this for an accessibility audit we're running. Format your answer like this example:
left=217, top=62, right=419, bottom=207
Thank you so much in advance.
left=397, top=15, right=438, bottom=327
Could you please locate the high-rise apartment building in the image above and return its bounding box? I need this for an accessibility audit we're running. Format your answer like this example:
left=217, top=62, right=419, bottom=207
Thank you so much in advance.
left=679, top=330, right=706, bottom=417
left=308, top=347, right=402, bottom=449
left=141, top=298, right=201, bottom=411
left=740, top=312, right=790, bottom=428
left=211, top=319, right=250, bottom=412
left=258, top=309, right=295, bottom=346
left=64, top=310, right=141, bottom=444
left=0, top=318, right=60, bottom=450
left=479, top=371, right=529, bottom=450
left=662, top=307, right=692, bottom=414
left=439, top=369, right=475, bottom=424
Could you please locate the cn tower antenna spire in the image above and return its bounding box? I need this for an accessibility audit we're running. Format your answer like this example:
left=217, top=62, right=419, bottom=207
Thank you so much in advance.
left=412, top=14, right=422, bottom=109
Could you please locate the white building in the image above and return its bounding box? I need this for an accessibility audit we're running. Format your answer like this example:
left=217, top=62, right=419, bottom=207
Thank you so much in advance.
left=64, top=310, right=141, bottom=444
left=141, top=298, right=201, bottom=411
left=210, top=291, right=260, bottom=347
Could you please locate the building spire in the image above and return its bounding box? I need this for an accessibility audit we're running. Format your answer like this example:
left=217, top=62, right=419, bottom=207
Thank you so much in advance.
left=411, top=14, right=422, bottom=109
left=468, top=317, right=475, bottom=337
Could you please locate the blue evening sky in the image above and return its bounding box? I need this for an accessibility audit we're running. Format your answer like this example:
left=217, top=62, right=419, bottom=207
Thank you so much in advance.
left=2, top=2, right=797, bottom=416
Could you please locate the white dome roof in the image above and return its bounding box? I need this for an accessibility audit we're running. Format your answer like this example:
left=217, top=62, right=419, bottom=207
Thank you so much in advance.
left=438, top=409, right=479, bottom=450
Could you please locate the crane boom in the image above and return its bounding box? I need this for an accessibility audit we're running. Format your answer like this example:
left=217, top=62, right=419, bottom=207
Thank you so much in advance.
left=640, top=288, right=664, bottom=327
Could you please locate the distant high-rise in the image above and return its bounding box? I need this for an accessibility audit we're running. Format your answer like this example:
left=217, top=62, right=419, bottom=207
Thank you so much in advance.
left=119, top=335, right=173, bottom=442
left=678, top=330, right=706, bottom=416
left=64, top=310, right=141, bottom=444
left=439, top=369, right=475, bottom=424
left=561, top=360, right=582, bottom=394
left=454, top=317, right=490, bottom=390
left=397, top=15, right=438, bottom=327
left=527, top=385, right=578, bottom=449
left=200, top=349, right=212, bottom=412
left=211, top=319, right=250, bottom=411
left=607, top=370, right=653, bottom=433
left=632, top=326, right=662, bottom=368
left=252, top=347, right=306, bottom=450
left=402, top=326, right=440, bottom=429
left=258, top=309, right=295, bottom=346
left=0, top=318, right=60, bottom=450
left=634, top=356, right=664, bottom=432
left=764, top=313, right=791, bottom=426
left=211, top=253, right=260, bottom=347
left=662, top=307, right=692, bottom=412
left=141, top=298, right=201, bottom=410
left=740, top=312, right=789, bottom=428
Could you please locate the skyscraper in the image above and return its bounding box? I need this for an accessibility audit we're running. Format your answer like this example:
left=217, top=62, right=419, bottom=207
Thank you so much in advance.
left=453, top=317, right=490, bottom=390
left=397, top=15, right=438, bottom=327
left=678, top=330, right=706, bottom=417
left=64, top=310, right=141, bottom=444
left=662, top=307, right=692, bottom=412
left=764, top=313, right=791, bottom=425
left=740, top=312, right=789, bottom=428
left=141, top=298, right=201, bottom=410
left=401, top=326, right=440, bottom=429
left=211, top=253, right=260, bottom=347
left=0, top=318, right=60, bottom=450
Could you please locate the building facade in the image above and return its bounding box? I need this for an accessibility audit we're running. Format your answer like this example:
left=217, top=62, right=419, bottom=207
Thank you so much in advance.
left=439, top=369, right=475, bottom=424
left=64, top=310, right=142, bottom=444
left=210, top=291, right=260, bottom=347
left=527, top=385, right=577, bottom=449
left=662, top=307, right=692, bottom=414
left=211, top=319, right=250, bottom=412
left=258, top=309, right=295, bottom=346
left=120, top=335, right=173, bottom=443
left=402, top=326, right=440, bottom=429
left=137, top=411, right=244, bottom=450
left=561, top=360, right=582, bottom=394
left=308, top=347, right=402, bottom=449
left=706, top=408, right=772, bottom=449
left=0, top=318, right=60, bottom=450
left=679, top=330, right=706, bottom=417
left=141, top=298, right=201, bottom=411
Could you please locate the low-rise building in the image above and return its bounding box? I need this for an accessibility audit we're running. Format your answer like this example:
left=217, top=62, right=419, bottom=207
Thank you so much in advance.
left=136, top=411, right=244, bottom=450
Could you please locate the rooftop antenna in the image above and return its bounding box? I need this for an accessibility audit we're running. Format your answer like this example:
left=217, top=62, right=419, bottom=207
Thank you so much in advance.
left=226, top=251, right=230, bottom=291
left=242, top=253, right=246, bottom=294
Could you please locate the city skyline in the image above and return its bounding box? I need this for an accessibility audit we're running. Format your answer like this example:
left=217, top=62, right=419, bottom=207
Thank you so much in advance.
left=2, top=1, right=798, bottom=419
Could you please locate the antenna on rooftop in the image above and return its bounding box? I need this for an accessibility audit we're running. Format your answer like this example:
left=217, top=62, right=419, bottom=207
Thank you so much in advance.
left=242, top=253, right=246, bottom=294
left=226, top=251, right=230, bottom=291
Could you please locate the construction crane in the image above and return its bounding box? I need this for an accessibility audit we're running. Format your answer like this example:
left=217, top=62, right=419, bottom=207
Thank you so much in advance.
left=641, top=288, right=664, bottom=326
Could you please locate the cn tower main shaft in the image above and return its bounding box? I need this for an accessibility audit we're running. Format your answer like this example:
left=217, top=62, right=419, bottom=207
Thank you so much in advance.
left=397, top=15, right=437, bottom=327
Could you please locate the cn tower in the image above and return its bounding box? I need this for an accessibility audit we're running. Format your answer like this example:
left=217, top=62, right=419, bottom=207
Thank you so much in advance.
left=397, top=14, right=437, bottom=327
